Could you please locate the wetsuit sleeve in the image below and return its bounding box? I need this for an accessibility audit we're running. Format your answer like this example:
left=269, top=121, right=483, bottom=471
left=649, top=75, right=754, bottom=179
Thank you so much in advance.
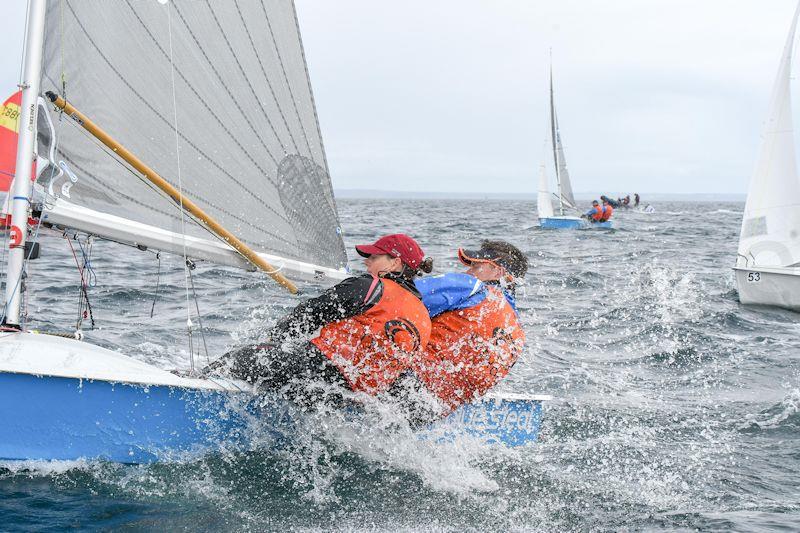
left=414, top=273, right=486, bottom=318
left=268, top=275, right=382, bottom=342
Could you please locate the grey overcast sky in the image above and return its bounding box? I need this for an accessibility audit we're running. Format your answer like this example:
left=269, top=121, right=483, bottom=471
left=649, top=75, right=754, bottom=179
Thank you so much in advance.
left=1, top=1, right=797, bottom=195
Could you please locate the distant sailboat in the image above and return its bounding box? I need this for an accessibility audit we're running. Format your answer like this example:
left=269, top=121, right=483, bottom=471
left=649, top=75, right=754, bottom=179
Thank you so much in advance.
left=735, top=1, right=800, bottom=311
left=537, top=62, right=611, bottom=229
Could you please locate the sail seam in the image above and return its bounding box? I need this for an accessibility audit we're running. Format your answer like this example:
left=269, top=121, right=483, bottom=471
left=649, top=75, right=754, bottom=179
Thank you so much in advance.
left=259, top=0, right=316, bottom=161
left=205, top=1, right=292, bottom=156
left=42, top=70, right=299, bottom=251
left=170, top=3, right=279, bottom=167
left=63, top=1, right=292, bottom=229
left=55, top=142, right=300, bottom=254
left=231, top=0, right=302, bottom=156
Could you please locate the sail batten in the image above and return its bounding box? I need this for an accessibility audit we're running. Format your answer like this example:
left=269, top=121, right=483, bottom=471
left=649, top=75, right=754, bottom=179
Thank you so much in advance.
left=40, top=0, right=346, bottom=271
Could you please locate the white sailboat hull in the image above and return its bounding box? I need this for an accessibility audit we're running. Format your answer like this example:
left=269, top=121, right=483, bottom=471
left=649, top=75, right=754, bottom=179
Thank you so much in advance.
left=734, top=266, right=800, bottom=311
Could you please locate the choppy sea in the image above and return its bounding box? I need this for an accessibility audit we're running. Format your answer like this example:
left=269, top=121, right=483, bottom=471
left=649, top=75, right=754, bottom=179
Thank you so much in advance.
left=1, top=199, right=798, bottom=532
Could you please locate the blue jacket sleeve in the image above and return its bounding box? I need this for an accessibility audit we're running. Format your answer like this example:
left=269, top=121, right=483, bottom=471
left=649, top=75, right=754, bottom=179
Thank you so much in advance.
left=414, top=273, right=486, bottom=318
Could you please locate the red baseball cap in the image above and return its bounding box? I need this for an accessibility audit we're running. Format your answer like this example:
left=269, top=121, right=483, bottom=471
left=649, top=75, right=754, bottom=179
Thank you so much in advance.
left=355, top=234, right=425, bottom=269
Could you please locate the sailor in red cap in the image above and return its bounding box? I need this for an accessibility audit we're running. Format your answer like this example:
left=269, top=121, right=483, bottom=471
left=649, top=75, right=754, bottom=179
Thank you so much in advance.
left=205, top=234, right=434, bottom=406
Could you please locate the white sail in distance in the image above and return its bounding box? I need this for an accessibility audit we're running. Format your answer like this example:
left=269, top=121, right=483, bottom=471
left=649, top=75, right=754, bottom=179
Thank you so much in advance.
left=738, top=1, right=800, bottom=268
left=554, top=117, right=577, bottom=210
left=38, top=0, right=347, bottom=274
left=549, top=64, right=576, bottom=213
left=537, top=160, right=554, bottom=219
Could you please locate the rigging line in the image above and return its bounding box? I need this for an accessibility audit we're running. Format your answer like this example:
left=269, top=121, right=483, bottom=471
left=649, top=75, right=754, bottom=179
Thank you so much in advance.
left=186, top=260, right=210, bottom=366
left=76, top=237, right=97, bottom=287
left=64, top=234, right=94, bottom=330
left=150, top=251, right=161, bottom=318
left=232, top=0, right=301, bottom=155
left=171, top=2, right=280, bottom=166
left=65, top=5, right=288, bottom=216
left=165, top=0, right=195, bottom=373
left=56, top=117, right=303, bottom=253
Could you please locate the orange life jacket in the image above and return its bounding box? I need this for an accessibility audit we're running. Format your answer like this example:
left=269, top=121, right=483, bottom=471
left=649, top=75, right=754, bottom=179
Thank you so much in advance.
left=411, top=286, right=525, bottom=414
left=311, top=278, right=431, bottom=395
left=600, top=204, right=613, bottom=221
left=591, top=206, right=603, bottom=221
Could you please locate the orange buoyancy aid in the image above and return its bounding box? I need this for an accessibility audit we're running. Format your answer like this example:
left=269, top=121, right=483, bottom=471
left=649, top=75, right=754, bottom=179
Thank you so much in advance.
left=411, top=286, right=525, bottom=414
left=591, top=206, right=604, bottom=221
left=600, top=204, right=613, bottom=221
left=311, top=278, right=432, bottom=395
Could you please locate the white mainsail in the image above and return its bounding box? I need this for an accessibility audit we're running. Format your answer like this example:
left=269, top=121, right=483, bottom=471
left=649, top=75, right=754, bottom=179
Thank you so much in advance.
left=37, top=0, right=346, bottom=275
left=537, top=161, right=554, bottom=219
left=549, top=65, right=577, bottom=214
left=737, top=2, right=800, bottom=269
left=553, top=119, right=576, bottom=210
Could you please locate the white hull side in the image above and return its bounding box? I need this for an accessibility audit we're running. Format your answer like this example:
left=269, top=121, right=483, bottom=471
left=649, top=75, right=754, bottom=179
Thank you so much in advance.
left=734, top=266, right=800, bottom=311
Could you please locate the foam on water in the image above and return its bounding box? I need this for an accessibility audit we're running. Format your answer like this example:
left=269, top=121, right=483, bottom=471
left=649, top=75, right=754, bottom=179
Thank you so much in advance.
left=2, top=199, right=799, bottom=531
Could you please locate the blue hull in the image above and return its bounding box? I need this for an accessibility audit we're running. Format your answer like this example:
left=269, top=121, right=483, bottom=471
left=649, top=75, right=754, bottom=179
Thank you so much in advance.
left=0, top=372, right=546, bottom=463
left=539, top=217, right=613, bottom=229
left=539, top=217, right=585, bottom=229
left=0, top=372, right=264, bottom=463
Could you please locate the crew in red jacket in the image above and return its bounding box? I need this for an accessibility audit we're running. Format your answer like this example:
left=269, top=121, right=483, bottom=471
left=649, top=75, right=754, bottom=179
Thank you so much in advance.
left=205, top=234, right=433, bottom=405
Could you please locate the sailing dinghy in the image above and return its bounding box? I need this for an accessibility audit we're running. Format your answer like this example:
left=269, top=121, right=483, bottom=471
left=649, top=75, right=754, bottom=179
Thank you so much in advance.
left=0, top=0, right=548, bottom=463
left=537, top=62, right=611, bottom=229
left=735, top=2, right=800, bottom=311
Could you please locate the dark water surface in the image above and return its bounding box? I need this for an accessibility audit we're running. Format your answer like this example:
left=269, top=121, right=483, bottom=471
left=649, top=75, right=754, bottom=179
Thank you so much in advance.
left=2, top=199, right=799, bottom=532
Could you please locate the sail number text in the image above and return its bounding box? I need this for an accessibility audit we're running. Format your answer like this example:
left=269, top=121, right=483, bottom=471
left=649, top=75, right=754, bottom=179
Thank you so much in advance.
left=747, top=272, right=761, bottom=283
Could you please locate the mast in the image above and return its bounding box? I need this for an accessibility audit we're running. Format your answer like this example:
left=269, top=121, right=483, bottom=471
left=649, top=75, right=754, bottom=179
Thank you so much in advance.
left=4, top=0, right=46, bottom=327
left=549, top=56, right=563, bottom=216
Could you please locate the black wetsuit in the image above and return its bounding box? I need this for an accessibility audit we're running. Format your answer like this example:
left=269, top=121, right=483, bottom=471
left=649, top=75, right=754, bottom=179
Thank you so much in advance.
left=204, top=272, right=423, bottom=408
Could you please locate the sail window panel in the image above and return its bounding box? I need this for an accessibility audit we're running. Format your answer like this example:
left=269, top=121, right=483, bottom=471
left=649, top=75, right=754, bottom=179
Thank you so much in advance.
left=742, top=217, right=767, bottom=239
left=42, top=0, right=346, bottom=270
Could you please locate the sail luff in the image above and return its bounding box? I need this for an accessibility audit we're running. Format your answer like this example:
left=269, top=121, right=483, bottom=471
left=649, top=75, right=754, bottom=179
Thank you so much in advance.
left=737, top=1, right=800, bottom=268
left=46, top=92, right=300, bottom=294
left=4, top=0, right=46, bottom=326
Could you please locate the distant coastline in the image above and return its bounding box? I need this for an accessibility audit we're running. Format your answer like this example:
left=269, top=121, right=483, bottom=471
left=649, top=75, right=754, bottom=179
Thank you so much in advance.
left=334, top=189, right=745, bottom=202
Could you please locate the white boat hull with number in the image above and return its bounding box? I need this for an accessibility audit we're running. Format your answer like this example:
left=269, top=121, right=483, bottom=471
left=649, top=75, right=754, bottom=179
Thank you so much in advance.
left=733, top=266, right=800, bottom=311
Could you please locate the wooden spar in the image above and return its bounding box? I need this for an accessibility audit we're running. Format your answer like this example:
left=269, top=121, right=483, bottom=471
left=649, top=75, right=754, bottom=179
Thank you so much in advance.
left=45, top=92, right=299, bottom=295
